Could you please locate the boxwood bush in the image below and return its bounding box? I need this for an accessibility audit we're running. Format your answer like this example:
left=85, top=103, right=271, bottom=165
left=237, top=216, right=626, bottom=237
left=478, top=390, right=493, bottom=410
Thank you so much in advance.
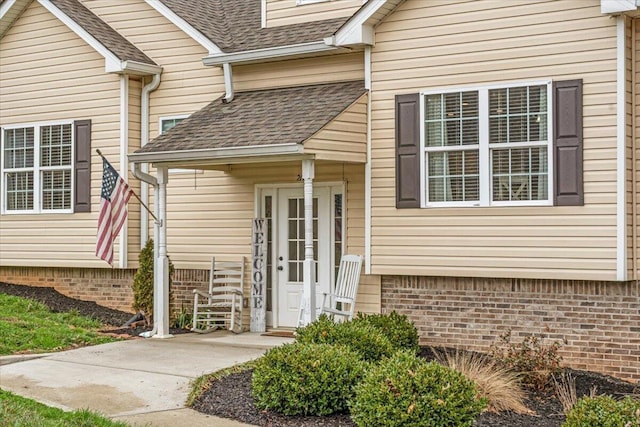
left=353, top=311, right=419, bottom=353
left=252, top=342, right=366, bottom=416
left=562, top=395, right=640, bottom=427
left=350, top=350, right=486, bottom=427
left=296, top=314, right=395, bottom=362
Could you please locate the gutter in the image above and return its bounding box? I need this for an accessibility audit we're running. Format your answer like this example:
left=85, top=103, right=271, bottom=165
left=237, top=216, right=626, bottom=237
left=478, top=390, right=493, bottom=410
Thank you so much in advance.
left=129, top=143, right=305, bottom=164
left=203, top=41, right=343, bottom=66
left=140, top=73, right=162, bottom=248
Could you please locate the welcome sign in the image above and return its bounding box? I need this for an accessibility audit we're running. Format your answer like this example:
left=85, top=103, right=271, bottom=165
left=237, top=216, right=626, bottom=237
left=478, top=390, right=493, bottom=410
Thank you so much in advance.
left=251, top=219, right=267, bottom=332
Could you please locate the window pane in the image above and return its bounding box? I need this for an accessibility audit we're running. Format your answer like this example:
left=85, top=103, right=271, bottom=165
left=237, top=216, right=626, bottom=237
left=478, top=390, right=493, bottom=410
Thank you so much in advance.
left=461, top=119, right=478, bottom=145
left=508, top=116, right=526, bottom=143
left=489, top=117, right=507, bottom=143
left=461, top=91, right=478, bottom=117
left=42, top=169, right=71, bottom=210
left=427, top=150, right=479, bottom=203
left=492, top=147, right=548, bottom=202
left=6, top=171, right=34, bottom=210
left=425, top=94, right=442, bottom=120
left=508, top=86, right=527, bottom=114
left=444, top=93, right=460, bottom=119
left=530, top=113, right=547, bottom=142
left=161, top=118, right=184, bottom=134
left=41, top=124, right=72, bottom=167
left=425, top=122, right=442, bottom=147
left=4, top=128, right=34, bottom=169
left=428, top=177, right=445, bottom=202
left=444, top=120, right=460, bottom=146
left=489, top=88, right=507, bottom=116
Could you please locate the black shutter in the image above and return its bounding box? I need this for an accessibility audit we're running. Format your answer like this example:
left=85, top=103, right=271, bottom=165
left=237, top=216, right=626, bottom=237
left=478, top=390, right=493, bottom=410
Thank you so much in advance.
left=74, top=120, right=91, bottom=212
left=395, top=93, right=420, bottom=208
left=553, top=80, right=583, bottom=206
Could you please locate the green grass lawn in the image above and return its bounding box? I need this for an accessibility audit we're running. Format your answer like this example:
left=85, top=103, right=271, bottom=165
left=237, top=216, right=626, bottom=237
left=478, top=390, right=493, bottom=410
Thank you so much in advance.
left=0, top=294, right=120, bottom=355
left=0, top=389, right=131, bottom=427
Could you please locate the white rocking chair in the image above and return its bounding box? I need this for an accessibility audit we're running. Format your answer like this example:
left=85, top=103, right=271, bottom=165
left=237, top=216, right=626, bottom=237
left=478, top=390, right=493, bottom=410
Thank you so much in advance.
left=192, top=257, right=245, bottom=334
left=319, top=254, right=363, bottom=322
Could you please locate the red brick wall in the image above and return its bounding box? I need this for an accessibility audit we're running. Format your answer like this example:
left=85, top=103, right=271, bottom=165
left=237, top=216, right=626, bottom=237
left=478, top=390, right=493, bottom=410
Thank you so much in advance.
left=381, top=275, right=640, bottom=382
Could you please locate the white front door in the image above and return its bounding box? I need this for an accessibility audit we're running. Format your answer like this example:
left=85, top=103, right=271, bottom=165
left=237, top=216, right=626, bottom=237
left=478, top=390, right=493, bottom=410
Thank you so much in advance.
left=276, top=187, right=331, bottom=327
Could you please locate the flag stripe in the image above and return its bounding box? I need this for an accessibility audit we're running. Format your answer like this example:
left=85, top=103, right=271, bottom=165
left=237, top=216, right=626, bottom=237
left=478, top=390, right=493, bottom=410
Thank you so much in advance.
left=96, top=158, right=134, bottom=266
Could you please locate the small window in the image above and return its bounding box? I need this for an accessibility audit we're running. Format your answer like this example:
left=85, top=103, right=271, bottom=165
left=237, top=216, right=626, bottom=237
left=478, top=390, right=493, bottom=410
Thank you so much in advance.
left=159, top=115, right=196, bottom=174
left=422, top=82, right=552, bottom=207
left=2, top=123, right=73, bottom=213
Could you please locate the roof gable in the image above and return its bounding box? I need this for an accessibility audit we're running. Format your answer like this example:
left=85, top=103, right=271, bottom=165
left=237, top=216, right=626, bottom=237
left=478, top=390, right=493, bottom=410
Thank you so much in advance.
left=1, top=0, right=160, bottom=74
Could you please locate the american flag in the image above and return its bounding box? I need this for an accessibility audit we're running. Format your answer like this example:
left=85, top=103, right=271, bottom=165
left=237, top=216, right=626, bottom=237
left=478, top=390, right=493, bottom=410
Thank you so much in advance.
left=96, top=157, right=133, bottom=266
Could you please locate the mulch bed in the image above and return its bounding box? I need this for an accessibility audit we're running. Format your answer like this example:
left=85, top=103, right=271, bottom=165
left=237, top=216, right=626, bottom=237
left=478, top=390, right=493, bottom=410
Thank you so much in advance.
left=0, top=281, right=189, bottom=337
left=1, top=281, right=638, bottom=426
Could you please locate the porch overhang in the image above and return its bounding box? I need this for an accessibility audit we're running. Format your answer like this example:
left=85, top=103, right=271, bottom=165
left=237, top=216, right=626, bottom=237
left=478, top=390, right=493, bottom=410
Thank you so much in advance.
left=129, top=80, right=368, bottom=168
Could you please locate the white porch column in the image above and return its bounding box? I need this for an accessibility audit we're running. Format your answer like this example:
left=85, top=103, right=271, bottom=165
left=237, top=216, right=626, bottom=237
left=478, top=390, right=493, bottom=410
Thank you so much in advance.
left=301, top=159, right=316, bottom=325
left=154, top=166, right=172, bottom=338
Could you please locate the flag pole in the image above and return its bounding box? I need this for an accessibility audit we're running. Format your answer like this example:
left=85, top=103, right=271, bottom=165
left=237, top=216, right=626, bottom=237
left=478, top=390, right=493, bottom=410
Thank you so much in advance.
left=96, top=149, right=160, bottom=224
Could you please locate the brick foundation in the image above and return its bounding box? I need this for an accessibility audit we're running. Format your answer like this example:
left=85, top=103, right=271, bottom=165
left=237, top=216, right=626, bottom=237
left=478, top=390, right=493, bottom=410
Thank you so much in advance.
left=0, top=266, right=211, bottom=318
left=381, top=275, right=640, bottom=382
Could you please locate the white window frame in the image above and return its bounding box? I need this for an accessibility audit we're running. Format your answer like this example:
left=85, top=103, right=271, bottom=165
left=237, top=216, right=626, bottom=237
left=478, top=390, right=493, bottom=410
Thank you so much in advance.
left=158, top=114, right=200, bottom=175
left=1, top=120, right=75, bottom=215
left=420, top=80, right=553, bottom=208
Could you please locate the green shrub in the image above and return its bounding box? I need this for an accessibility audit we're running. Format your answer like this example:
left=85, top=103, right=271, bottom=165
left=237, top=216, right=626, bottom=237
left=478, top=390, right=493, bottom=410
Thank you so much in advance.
left=489, top=329, right=564, bottom=389
left=353, top=311, right=419, bottom=353
left=252, top=342, right=366, bottom=416
left=350, top=350, right=486, bottom=427
left=562, top=395, right=640, bottom=427
left=296, top=314, right=395, bottom=362
left=170, top=304, right=193, bottom=330
left=132, top=239, right=174, bottom=325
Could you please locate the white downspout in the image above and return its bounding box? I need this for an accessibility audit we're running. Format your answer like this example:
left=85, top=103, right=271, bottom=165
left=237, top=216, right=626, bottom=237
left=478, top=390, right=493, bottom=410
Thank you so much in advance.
left=616, top=15, right=627, bottom=280
left=222, top=63, right=234, bottom=103
left=119, top=75, right=129, bottom=269
left=140, top=73, right=162, bottom=248
left=364, top=46, right=372, bottom=274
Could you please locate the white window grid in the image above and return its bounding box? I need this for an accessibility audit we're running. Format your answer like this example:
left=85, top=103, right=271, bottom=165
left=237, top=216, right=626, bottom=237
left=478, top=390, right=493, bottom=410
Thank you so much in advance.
left=420, top=80, right=553, bottom=208
left=1, top=121, right=74, bottom=214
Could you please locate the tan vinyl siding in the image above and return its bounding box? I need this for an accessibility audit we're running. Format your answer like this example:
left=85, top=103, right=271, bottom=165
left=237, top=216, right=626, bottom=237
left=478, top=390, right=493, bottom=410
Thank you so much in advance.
left=305, top=93, right=367, bottom=162
left=234, top=52, right=364, bottom=91
left=127, top=77, right=142, bottom=267
left=265, top=0, right=362, bottom=28
left=370, top=0, right=619, bottom=281
left=0, top=1, right=124, bottom=268
left=79, top=0, right=225, bottom=126
left=633, top=17, right=640, bottom=280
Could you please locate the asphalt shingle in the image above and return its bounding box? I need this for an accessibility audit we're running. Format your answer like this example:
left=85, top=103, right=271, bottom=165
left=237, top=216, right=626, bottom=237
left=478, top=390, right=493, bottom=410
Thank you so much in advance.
left=135, top=80, right=367, bottom=154
left=50, top=0, right=156, bottom=65
left=159, top=0, right=348, bottom=53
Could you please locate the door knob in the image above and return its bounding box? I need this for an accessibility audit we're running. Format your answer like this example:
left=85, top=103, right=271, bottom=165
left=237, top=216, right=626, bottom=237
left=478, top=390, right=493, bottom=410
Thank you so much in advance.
left=277, top=266, right=283, bottom=271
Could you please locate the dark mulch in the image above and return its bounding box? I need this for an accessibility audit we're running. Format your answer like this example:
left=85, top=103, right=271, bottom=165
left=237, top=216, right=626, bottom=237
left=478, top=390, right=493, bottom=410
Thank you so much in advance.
left=2, top=281, right=637, bottom=426
left=193, top=348, right=638, bottom=427
left=0, top=281, right=190, bottom=337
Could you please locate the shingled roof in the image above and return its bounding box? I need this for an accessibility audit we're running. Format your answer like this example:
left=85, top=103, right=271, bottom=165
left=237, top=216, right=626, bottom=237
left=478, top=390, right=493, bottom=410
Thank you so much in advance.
left=50, top=0, right=156, bottom=65
left=159, top=0, right=348, bottom=53
left=135, top=80, right=367, bottom=155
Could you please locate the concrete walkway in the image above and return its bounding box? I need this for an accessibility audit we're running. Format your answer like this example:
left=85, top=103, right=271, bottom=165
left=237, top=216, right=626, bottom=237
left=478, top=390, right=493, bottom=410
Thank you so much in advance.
left=0, top=331, right=293, bottom=426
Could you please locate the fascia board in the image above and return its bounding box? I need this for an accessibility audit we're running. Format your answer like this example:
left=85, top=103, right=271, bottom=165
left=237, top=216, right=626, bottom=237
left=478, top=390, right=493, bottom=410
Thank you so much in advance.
left=331, top=0, right=388, bottom=46
left=0, top=0, right=18, bottom=20
left=144, top=0, right=222, bottom=55
left=601, top=0, right=638, bottom=13
left=37, top=0, right=124, bottom=73
left=128, top=143, right=305, bottom=164
left=202, top=41, right=339, bottom=66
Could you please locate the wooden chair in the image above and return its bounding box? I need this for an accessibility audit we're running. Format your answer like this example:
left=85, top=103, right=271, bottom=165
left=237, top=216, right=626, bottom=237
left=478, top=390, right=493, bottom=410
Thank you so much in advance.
left=192, top=257, right=245, bottom=334
left=318, top=254, right=363, bottom=322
